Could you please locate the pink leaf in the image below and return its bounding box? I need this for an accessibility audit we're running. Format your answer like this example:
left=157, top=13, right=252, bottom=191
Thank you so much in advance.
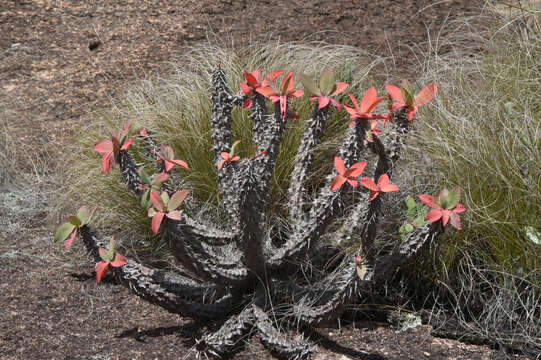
left=166, top=210, right=183, bottom=221
left=150, top=192, right=164, bottom=211
left=151, top=211, right=165, bottom=235
left=449, top=212, right=462, bottom=230
left=169, top=189, right=189, bottom=210
left=217, top=159, right=225, bottom=170
left=65, top=229, right=77, bottom=249
left=419, top=194, right=439, bottom=209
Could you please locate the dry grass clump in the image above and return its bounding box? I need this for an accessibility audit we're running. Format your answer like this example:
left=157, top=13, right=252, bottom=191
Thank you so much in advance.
left=399, top=3, right=541, bottom=354
left=56, top=41, right=382, bottom=252
left=411, top=3, right=540, bottom=276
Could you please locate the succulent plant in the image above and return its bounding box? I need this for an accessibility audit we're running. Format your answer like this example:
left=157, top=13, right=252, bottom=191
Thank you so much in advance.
left=72, top=68, right=446, bottom=359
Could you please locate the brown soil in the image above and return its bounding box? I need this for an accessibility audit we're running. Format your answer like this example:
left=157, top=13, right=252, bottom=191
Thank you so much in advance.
left=0, top=1, right=527, bottom=359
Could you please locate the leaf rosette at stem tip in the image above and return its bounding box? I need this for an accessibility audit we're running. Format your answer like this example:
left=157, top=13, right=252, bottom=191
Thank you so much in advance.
left=299, top=66, right=348, bottom=111
left=343, top=87, right=386, bottom=128
left=93, top=121, right=135, bottom=174
left=330, top=156, right=367, bottom=191
left=385, top=79, right=439, bottom=121
left=138, top=170, right=169, bottom=209
left=153, top=144, right=189, bottom=173
left=95, top=236, right=128, bottom=284
left=239, top=69, right=284, bottom=109
left=255, top=71, right=304, bottom=119
left=54, top=206, right=96, bottom=249
left=147, top=189, right=190, bottom=235
left=419, top=187, right=466, bottom=230
left=217, top=139, right=242, bottom=170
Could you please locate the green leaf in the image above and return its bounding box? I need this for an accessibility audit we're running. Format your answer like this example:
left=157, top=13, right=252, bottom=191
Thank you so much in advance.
left=525, top=226, right=541, bottom=245
left=230, top=140, right=242, bottom=157
left=413, top=215, right=427, bottom=227
left=299, top=73, right=320, bottom=96
left=54, top=222, right=76, bottom=243
left=76, top=206, right=95, bottom=225
left=139, top=169, right=151, bottom=185
left=160, top=192, right=169, bottom=205
left=445, top=187, right=461, bottom=209
left=405, top=196, right=417, bottom=211
left=319, top=67, right=335, bottom=95
left=68, top=216, right=82, bottom=227
left=141, top=190, right=151, bottom=209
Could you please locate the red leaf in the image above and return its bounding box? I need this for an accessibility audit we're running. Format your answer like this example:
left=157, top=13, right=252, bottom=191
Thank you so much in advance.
left=369, top=190, right=379, bottom=201
left=266, top=70, right=285, bottom=81
left=95, top=261, right=109, bottom=284
left=256, top=86, right=277, bottom=98
left=110, top=253, right=128, bottom=267
left=318, top=96, right=330, bottom=109
left=330, top=175, right=346, bottom=191
left=120, top=137, right=135, bottom=150
left=151, top=211, right=165, bottom=235
left=380, top=183, right=400, bottom=192
left=101, top=152, right=113, bottom=174
left=170, top=159, right=189, bottom=169
left=330, top=82, right=348, bottom=96
left=94, top=140, right=113, bottom=154
left=360, top=177, right=377, bottom=191
left=360, top=87, right=378, bottom=113
left=346, top=179, right=358, bottom=188
left=414, top=84, right=439, bottom=106
left=240, top=82, right=252, bottom=96
left=244, top=71, right=259, bottom=88
left=425, top=209, right=443, bottom=223
left=385, top=84, right=404, bottom=103
left=441, top=209, right=450, bottom=226
left=279, top=95, right=287, bottom=119
left=289, top=89, right=304, bottom=98
left=453, top=203, right=466, bottom=213
left=347, top=162, right=367, bottom=177
left=334, top=156, right=346, bottom=176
